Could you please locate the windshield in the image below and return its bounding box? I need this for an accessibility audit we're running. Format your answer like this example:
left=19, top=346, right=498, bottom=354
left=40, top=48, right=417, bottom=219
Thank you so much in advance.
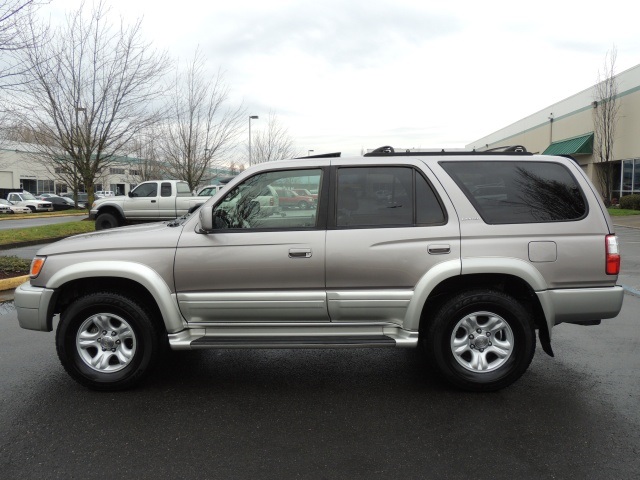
left=21, top=193, right=37, bottom=200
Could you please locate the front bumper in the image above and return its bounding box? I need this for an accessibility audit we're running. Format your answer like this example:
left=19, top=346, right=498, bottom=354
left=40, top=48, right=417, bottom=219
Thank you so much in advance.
left=14, top=281, right=55, bottom=332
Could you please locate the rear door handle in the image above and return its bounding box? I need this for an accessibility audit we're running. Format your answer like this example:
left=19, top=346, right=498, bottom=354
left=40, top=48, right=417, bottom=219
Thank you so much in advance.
left=428, top=244, right=450, bottom=255
left=289, top=248, right=312, bottom=258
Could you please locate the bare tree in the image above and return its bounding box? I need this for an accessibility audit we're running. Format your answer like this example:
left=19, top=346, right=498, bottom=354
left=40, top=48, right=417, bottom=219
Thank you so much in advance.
left=0, top=0, right=46, bottom=88
left=593, top=47, right=620, bottom=205
left=160, top=49, right=245, bottom=192
left=127, top=130, right=166, bottom=182
left=250, top=112, right=299, bottom=164
left=10, top=0, right=170, bottom=206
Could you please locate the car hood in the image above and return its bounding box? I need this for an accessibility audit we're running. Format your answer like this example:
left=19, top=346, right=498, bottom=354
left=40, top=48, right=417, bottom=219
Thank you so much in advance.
left=37, top=222, right=184, bottom=256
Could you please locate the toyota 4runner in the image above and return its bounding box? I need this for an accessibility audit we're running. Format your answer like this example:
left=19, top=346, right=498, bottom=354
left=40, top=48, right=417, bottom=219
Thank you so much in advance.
left=15, top=146, right=624, bottom=391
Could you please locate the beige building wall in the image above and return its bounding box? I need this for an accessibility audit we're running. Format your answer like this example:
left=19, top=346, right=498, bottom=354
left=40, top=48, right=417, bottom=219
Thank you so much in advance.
left=467, top=63, right=640, bottom=194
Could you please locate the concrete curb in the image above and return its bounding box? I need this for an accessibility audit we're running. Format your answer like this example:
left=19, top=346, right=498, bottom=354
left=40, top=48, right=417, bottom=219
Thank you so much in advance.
left=0, top=212, right=87, bottom=221
left=0, top=275, right=29, bottom=292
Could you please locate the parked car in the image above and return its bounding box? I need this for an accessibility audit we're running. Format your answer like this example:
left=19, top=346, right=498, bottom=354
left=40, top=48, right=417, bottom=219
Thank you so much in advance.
left=292, top=188, right=318, bottom=201
left=6, top=191, right=53, bottom=212
left=48, top=196, right=77, bottom=211
left=14, top=146, right=623, bottom=392
left=60, top=193, right=93, bottom=208
left=0, top=198, right=31, bottom=214
left=197, top=185, right=226, bottom=196
left=275, top=188, right=315, bottom=209
left=36, top=193, right=60, bottom=201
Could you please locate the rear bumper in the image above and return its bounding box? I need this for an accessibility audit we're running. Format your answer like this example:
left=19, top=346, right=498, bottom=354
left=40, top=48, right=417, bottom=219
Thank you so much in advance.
left=537, top=286, right=625, bottom=327
left=14, top=281, right=55, bottom=332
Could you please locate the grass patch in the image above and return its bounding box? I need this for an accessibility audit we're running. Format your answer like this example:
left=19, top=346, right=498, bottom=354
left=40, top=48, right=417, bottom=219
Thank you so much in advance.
left=0, top=220, right=95, bottom=245
left=0, top=255, right=31, bottom=275
left=607, top=208, right=640, bottom=216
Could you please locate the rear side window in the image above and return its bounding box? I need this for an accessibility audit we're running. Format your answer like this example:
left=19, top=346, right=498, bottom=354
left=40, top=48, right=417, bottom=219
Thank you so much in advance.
left=336, top=166, right=445, bottom=227
left=441, top=161, right=587, bottom=224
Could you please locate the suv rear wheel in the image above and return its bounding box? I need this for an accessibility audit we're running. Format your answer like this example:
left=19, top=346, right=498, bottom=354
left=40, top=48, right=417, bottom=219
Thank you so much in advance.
left=56, top=292, right=165, bottom=391
left=423, top=289, right=535, bottom=392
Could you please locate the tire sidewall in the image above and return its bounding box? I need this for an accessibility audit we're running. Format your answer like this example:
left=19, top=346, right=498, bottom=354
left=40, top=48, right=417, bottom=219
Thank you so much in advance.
left=95, top=213, right=119, bottom=230
left=56, top=294, right=157, bottom=390
left=428, top=291, right=535, bottom=390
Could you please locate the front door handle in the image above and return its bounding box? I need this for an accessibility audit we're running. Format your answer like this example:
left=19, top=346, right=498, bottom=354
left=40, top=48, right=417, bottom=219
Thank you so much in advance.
left=151, top=200, right=156, bottom=203
left=289, top=248, right=312, bottom=258
left=428, top=244, right=450, bottom=255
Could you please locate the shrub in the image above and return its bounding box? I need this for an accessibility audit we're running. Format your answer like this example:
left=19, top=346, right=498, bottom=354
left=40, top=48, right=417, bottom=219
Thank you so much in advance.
left=619, top=194, right=640, bottom=210
left=0, top=256, right=30, bottom=275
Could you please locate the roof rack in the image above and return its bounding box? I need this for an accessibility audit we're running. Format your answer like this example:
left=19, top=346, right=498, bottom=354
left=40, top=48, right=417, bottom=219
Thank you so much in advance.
left=363, top=145, right=531, bottom=157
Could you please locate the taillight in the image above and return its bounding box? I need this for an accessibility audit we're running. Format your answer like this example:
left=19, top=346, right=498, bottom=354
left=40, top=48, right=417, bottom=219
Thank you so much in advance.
left=606, top=235, right=620, bottom=275
left=270, top=197, right=274, bottom=206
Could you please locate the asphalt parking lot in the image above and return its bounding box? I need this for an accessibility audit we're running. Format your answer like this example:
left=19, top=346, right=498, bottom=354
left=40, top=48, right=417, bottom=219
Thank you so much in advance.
left=0, top=218, right=639, bottom=479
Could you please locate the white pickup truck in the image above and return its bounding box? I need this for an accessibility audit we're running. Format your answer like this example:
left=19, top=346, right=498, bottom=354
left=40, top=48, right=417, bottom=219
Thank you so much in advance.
left=89, top=180, right=206, bottom=230
left=7, top=191, right=54, bottom=212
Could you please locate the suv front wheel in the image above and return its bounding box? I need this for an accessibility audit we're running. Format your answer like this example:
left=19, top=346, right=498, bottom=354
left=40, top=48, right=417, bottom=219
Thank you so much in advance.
left=423, top=289, right=536, bottom=392
left=56, top=292, right=165, bottom=391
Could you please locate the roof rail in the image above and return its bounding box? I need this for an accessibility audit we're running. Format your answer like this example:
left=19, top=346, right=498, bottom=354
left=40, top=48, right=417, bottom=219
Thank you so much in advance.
left=363, top=145, right=531, bottom=157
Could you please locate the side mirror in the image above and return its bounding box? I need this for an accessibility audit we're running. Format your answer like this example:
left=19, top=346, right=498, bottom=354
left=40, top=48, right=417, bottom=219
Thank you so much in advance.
left=198, top=204, right=214, bottom=232
left=128, top=191, right=133, bottom=198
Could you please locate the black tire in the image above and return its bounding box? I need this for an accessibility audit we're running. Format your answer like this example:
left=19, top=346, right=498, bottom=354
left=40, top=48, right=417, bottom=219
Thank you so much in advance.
left=55, top=292, right=166, bottom=391
left=27, top=205, right=36, bottom=213
left=298, top=201, right=309, bottom=210
left=422, top=289, right=535, bottom=392
left=95, top=212, right=120, bottom=230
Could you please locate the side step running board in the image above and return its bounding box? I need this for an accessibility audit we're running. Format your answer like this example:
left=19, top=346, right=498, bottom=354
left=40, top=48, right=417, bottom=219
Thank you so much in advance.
left=191, top=335, right=396, bottom=349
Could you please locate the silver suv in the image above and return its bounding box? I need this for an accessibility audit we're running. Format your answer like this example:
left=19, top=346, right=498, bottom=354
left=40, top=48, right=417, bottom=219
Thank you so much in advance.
left=15, top=146, right=624, bottom=391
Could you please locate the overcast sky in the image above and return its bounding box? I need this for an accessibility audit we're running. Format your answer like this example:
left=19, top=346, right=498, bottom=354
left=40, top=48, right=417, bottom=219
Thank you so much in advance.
left=43, top=0, right=640, bottom=159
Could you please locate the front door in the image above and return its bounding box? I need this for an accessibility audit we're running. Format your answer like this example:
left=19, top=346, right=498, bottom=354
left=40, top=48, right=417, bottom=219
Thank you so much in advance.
left=174, top=167, right=329, bottom=323
left=124, top=182, right=159, bottom=219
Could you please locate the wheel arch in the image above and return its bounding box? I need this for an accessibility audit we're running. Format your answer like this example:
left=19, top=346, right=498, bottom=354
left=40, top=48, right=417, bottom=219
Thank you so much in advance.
left=46, top=261, right=185, bottom=334
left=415, top=272, right=553, bottom=357
left=96, top=205, right=125, bottom=222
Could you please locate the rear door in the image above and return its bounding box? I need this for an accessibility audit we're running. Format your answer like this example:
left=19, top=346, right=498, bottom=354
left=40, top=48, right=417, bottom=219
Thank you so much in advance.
left=325, top=160, right=461, bottom=325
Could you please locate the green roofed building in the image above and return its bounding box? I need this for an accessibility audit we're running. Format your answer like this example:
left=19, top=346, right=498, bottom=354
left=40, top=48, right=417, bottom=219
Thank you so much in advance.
left=467, top=63, right=640, bottom=203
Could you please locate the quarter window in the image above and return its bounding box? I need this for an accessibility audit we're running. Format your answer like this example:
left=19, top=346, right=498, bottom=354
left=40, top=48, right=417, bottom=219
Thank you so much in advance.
left=441, top=161, right=587, bottom=224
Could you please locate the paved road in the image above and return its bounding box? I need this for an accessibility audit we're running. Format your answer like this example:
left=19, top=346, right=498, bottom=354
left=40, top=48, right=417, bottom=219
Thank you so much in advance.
left=1, top=294, right=639, bottom=479
left=0, top=214, right=86, bottom=230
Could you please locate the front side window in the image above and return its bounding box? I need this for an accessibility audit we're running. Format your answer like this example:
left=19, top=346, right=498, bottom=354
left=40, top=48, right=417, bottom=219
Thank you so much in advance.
left=336, top=167, right=445, bottom=227
left=212, top=169, right=322, bottom=230
left=131, top=183, right=157, bottom=198
left=441, top=161, right=587, bottom=224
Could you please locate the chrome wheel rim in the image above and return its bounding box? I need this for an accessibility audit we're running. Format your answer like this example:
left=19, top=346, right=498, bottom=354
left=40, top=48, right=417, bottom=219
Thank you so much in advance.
left=76, top=313, right=137, bottom=373
left=450, top=311, right=514, bottom=373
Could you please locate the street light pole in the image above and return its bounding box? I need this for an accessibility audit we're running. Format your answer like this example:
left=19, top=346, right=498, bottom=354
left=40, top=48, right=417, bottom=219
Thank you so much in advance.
left=249, top=115, right=258, bottom=166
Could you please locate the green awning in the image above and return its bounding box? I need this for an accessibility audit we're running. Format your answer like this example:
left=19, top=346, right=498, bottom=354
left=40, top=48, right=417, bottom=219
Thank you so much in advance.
left=543, top=133, right=593, bottom=156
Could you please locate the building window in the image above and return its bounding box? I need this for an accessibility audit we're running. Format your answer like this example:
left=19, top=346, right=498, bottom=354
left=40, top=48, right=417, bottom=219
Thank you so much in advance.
left=617, top=159, right=640, bottom=201
left=130, top=169, right=140, bottom=176
left=110, top=168, right=125, bottom=175
left=37, top=179, right=55, bottom=193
